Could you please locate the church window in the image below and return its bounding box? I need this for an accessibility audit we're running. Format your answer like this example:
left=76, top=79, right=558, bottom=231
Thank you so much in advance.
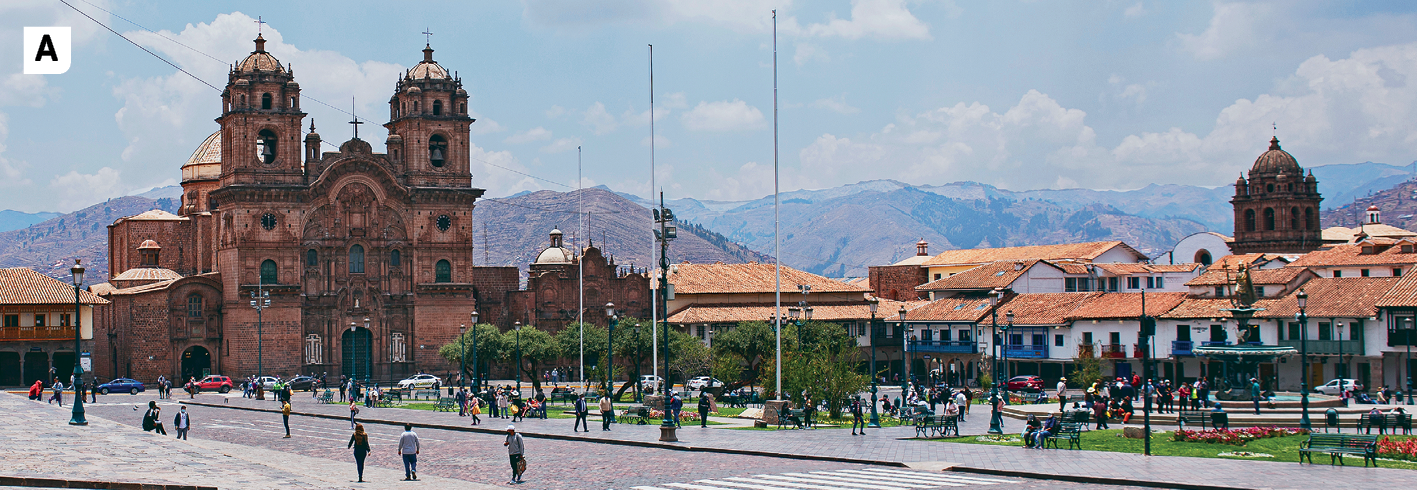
left=1266, top=183, right=1274, bottom=193
left=260, top=259, right=278, bottom=284
left=1306, top=208, right=1317, bottom=230
left=429, top=135, right=447, bottom=168
left=437, top=214, right=451, bottom=232
left=257, top=129, right=278, bottom=164
left=1263, top=208, right=1275, bottom=231
left=305, top=334, right=322, bottom=364
left=414, top=100, right=420, bottom=112
left=241, top=94, right=247, bottom=106
left=261, top=93, right=272, bottom=110
left=349, top=245, right=365, bottom=274
left=390, top=333, right=407, bottom=362
left=306, top=249, right=318, bottom=267
left=1195, top=250, right=1212, bottom=266
left=435, top=259, right=452, bottom=283
left=1290, top=207, right=1299, bottom=230
left=261, top=212, right=277, bottom=230
left=289, top=96, right=296, bottom=109
left=433, top=100, right=443, bottom=116
left=1244, top=209, right=1256, bottom=232
left=188, top=295, right=203, bottom=318
left=390, top=249, right=401, bottom=267
left=459, top=102, right=466, bottom=114
left=1287, top=183, right=1293, bottom=192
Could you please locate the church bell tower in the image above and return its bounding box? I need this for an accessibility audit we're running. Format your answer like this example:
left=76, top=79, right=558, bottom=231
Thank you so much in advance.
left=384, top=44, right=475, bottom=188
left=1231, top=137, right=1323, bottom=254
left=216, top=34, right=307, bottom=187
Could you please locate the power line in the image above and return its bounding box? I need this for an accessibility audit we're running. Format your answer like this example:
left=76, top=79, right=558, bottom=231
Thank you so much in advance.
left=58, top=0, right=221, bottom=92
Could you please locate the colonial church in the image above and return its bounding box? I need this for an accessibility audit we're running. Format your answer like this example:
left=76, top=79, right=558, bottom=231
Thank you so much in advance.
left=1230, top=137, right=1323, bottom=254
left=94, top=36, right=489, bottom=383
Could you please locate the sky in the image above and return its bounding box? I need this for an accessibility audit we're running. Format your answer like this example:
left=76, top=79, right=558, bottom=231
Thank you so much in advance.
left=4, top=1, right=1417, bottom=213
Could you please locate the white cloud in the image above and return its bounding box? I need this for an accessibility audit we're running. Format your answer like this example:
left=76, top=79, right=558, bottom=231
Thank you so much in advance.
left=506, top=127, right=553, bottom=144
left=1177, top=1, right=1271, bottom=61
left=470, top=143, right=543, bottom=196
left=50, top=167, right=123, bottom=212
left=623, top=93, right=684, bottom=126
left=521, top=0, right=930, bottom=41
left=0, top=115, right=33, bottom=189
left=681, top=99, right=767, bottom=131
left=641, top=134, right=671, bottom=147
left=1107, top=74, right=1151, bottom=106
left=582, top=102, right=618, bottom=135
left=545, top=105, right=566, bottom=119
left=470, top=111, right=506, bottom=135
left=0, top=74, right=55, bottom=107
left=799, top=0, right=932, bottom=40
left=811, top=94, right=859, bottom=114
left=1124, top=2, right=1147, bottom=19
left=542, top=137, right=582, bottom=153
left=794, top=43, right=828, bottom=65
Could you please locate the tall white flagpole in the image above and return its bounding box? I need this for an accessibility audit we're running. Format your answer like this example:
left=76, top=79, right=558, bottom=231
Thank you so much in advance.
left=649, top=44, right=659, bottom=388
left=772, top=10, right=782, bottom=401
left=578, top=145, right=585, bottom=387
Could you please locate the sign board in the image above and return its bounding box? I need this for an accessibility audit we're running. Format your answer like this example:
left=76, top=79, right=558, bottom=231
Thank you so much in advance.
left=80, top=357, right=91, bottom=372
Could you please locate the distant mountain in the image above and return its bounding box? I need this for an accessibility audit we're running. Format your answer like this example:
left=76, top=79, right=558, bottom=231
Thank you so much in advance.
left=0, top=210, right=61, bottom=233
left=1312, top=161, right=1417, bottom=210
left=1322, top=177, right=1417, bottom=230
left=133, top=185, right=183, bottom=200
left=0, top=196, right=180, bottom=283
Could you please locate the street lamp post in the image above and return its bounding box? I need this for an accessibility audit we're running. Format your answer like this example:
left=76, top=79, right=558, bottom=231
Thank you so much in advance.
left=1004, top=309, right=1013, bottom=411
left=69, top=259, right=87, bottom=426
left=459, top=324, right=467, bottom=389
left=898, top=306, right=909, bottom=398
left=362, top=318, right=371, bottom=384
left=635, top=323, right=644, bottom=403
left=1297, top=290, right=1311, bottom=429
left=514, top=321, right=522, bottom=394
left=250, top=287, right=270, bottom=380
left=867, top=298, right=881, bottom=428
left=470, top=311, right=479, bottom=392
left=1403, top=316, right=1415, bottom=405
left=606, top=303, right=617, bottom=396
left=988, top=288, right=1004, bottom=435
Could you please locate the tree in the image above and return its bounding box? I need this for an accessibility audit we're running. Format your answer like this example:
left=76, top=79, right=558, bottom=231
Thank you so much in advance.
left=758, top=321, right=868, bottom=418
left=1069, top=354, right=1102, bottom=391
left=610, top=318, right=652, bottom=400
left=554, top=322, right=607, bottom=390
left=711, top=352, right=746, bottom=387
left=710, top=321, right=777, bottom=389
left=502, top=325, right=557, bottom=396
left=670, top=330, right=711, bottom=389
left=438, top=323, right=504, bottom=387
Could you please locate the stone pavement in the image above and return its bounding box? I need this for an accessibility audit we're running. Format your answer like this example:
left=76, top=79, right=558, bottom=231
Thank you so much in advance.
left=188, top=391, right=1417, bottom=490
left=0, top=392, right=498, bottom=489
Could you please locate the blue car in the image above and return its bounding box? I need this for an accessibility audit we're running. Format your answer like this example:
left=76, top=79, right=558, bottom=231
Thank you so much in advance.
left=98, top=378, right=145, bottom=395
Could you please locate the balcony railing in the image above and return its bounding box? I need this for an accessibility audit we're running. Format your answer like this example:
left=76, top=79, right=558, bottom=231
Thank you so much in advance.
left=1278, top=339, right=1364, bottom=356
left=1004, top=344, right=1048, bottom=359
left=0, top=326, right=76, bottom=341
left=1172, top=340, right=1194, bottom=357
left=1077, top=344, right=1096, bottom=358
left=909, top=340, right=978, bottom=354
left=1101, top=343, right=1129, bottom=359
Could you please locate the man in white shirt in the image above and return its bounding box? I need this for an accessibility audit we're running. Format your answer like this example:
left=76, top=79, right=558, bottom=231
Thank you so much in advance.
left=398, top=423, right=420, bottom=481
left=174, top=406, right=191, bottom=440
left=953, top=390, right=968, bottom=421
left=505, top=424, right=525, bottom=484
left=1057, top=377, right=1068, bottom=411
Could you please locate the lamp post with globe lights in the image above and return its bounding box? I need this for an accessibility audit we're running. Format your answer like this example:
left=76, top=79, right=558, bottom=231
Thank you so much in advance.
left=987, top=287, right=1005, bottom=435
left=867, top=297, right=881, bottom=428
left=1297, top=290, right=1311, bottom=429
left=69, top=259, right=87, bottom=426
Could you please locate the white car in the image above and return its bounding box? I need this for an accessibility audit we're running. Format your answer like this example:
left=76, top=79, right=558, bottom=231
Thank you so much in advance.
left=640, top=375, right=663, bottom=391
left=687, top=376, right=723, bottom=391
left=398, top=374, right=442, bottom=390
left=1314, top=378, right=1361, bottom=395
left=256, top=376, right=281, bottom=390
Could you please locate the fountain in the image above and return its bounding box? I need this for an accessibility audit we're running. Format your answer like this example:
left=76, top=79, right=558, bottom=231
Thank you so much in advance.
left=1192, top=265, right=1296, bottom=400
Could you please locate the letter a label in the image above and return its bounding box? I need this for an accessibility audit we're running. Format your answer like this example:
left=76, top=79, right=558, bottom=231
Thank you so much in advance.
left=24, top=27, right=71, bottom=75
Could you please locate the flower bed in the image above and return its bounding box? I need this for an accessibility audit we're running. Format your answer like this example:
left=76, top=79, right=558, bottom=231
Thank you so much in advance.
left=1171, top=426, right=1308, bottom=446
left=647, top=409, right=700, bottom=422
left=1378, top=436, right=1417, bottom=462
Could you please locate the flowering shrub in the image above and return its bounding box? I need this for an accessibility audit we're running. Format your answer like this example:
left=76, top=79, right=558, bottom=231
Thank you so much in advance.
left=646, top=409, right=700, bottom=421
left=1377, top=436, right=1417, bottom=461
left=1172, top=426, right=1308, bottom=446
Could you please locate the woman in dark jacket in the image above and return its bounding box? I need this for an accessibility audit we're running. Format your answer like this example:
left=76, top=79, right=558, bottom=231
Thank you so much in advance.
left=142, top=401, right=167, bottom=435
left=348, top=424, right=371, bottom=482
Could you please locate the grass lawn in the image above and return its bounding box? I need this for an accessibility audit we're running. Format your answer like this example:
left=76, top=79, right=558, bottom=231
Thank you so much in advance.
left=927, top=429, right=1417, bottom=470
left=728, top=416, right=910, bottom=431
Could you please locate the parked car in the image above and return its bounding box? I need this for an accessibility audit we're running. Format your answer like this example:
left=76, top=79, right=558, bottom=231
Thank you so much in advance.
left=1004, top=375, right=1044, bottom=392
left=287, top=375, right=318, bottom=392
left=397, top=374, right=442, bottom=390
left=639, top=375, right=664, bottom=391
left=687, top=376, right=723, bottom=391
left=97, top=378, right=145, bottom=395
left=1314, top=378, right=1362, bottom=395
left=194, top=375, right=234, bottom=393
left=256, top=376, right=281, bottom=390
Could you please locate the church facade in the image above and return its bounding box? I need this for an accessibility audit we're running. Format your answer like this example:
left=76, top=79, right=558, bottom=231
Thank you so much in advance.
left=94, top=36, right=490, bottom=383
left=1230, top=137, right=1323, bottom=254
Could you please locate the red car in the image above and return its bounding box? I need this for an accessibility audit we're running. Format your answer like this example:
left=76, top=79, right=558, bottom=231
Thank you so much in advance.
left=1004, top=375, right=1044, bottom=392
left=193, top=375, right=234, bottom=393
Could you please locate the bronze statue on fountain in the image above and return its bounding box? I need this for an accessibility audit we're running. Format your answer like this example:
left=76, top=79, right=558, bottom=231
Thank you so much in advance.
left=1194, top=265, right=1296, bottom=401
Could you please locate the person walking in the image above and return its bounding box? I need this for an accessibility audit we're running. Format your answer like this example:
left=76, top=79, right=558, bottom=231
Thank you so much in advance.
left=48, top=378, right=64, bottom=406
left=281, top=400, right=292, bottom=438
left=28, top=379, right=42, bottom=400
left=1250, top=378, right=1262, bottom=415
left=398, top=423, right=420, bottom=481
left=573, top=393, right=590, bottom=432
left=469, top=394, right=483, bottom=425
left=505, top=424, right=526, bottom=484
left=349, top=400, right=360, bottom=429
left=1057, top=377, right=1068, bottom=411
left=850, top=396, right=865, bottom=435
left=498, top=391, right=509, bottom=419
left=173, top=406, right=191, bottom=440
left=670, top=392, right=684, bottom=428
left=348, top=424, right=370, bottom=483
left=599, top=393, right=614, bottom=431
left=698, top=391, right=713, bottom=428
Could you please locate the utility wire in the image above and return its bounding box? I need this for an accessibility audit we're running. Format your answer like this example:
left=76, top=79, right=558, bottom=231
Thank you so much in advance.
left=58, top=0, right=221, bottom=92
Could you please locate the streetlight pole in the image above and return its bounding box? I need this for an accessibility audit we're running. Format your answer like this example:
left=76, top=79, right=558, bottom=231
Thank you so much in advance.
left=250, top=287, right=269, bottom=380
left=69, top=259, right=87, bottom=426
left=606, top=303, right=617, bottom=396
left=867, top=298, right=881, bottom=428
left=1004, top=309, right=1013, bottom=414
left=470, top=311, right=479, bottom=392
left=514, top=321, right=522, bottom=394
left=635, top=323, right=643, bottom=403
left=459, top=324, right=467, bottom=389
left=988, top=288, right=1003, bottom=435
left=1297, top=290, right=1311, bottom=429
left=362, top=318, right=371, bottom=384
left=898, top=306, right=909, bottom=398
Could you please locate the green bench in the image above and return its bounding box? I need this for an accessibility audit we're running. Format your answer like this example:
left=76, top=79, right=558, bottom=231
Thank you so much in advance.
left=620, top=405, right=649, bottom=425
left=1043, top=422, right=1083, bottom=450
left=317, top=390, right=334, bottom=404
left=914, top=415, right=958, bottom=438
left=409, top=389, right=441, bottom=401
left=1360, top=413, right=1413, bottom=435
left=1299, top=433, right=1378, bottom=467
left=434, top=397, right=457, bottom=412
left=1176, top=409, right=1210, bottom=430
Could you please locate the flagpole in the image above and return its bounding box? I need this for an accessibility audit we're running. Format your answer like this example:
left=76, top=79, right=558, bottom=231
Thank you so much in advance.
left=578, top=145, right=585, bottom=388
left=649, top=44, right=659, bottom=391
left=772, top=9, right=782, bottom=401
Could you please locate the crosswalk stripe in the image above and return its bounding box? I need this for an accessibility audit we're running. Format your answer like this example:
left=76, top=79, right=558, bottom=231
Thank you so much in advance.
left=726, top=476, right=873, bottom=490
left=785, top=472, right=936, bottom=488
left=808, top=471, right=957, bottom=487
left=856, top=469, right=1012, bottom=484
left=751, top=474, right=914, bottom=490
left=664, top=483, right=747, bottom=490
left=833, top=469, right=995, bottom=485
left=692, top=479, right=805, bottom=490
left=631, top=487, right=676, bottom=490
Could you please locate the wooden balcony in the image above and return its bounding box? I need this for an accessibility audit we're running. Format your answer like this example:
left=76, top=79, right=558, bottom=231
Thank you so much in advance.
left=0, top=326, right=76, bottom=341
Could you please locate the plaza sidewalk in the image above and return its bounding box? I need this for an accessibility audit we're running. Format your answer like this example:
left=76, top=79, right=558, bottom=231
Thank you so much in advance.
left=0, top=392, right=500, bottom=489
left=190, top=392, right=1417, bottom=490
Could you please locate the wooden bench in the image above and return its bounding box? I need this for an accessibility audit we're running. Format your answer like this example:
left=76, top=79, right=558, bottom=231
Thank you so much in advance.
left=917, top=415, right=958, bottom=438
left=1360, top=413, right=1412, bottom=435
left=1176, top=409, right=1209, bottom=430
left=1299, top=433, right=1378, bottom=467
left=433, top=397, right=457, bottom=412
left=1044, top=422, right=1083, bottom=450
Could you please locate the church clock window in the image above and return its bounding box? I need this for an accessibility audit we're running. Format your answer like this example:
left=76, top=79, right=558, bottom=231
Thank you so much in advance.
left=257, top=129, right=278, bottom=164
left=1263, top=207, right=1275, bottom=231
left=437, top=214, right=451, bottom=232
left=1245, top=209, right=1256, bottom=232
left=433, top=100, right=443, bottom=116
left=188, top=295, right=203, bottom=318
left=261, top=213, right=277, bottom=230
left=429, top=135, right=447, bottom=168
left=306, top=249, right=318, bottom=267
left=260, top=259, right=278, bottom=284
left=390, top=249, right=401, bottom=267
left=350, top=245, right=365, bottom=274
left=261, top=93, right=272, bottom=110
left=435, top=259, right=452, bottom=283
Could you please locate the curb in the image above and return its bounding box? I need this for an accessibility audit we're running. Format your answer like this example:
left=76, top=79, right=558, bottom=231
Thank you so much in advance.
left=0, top=475, right=217, bottom=490
left=950, top=467, right=1251, bottom=490
left=180, top=400, right=907, bottom=468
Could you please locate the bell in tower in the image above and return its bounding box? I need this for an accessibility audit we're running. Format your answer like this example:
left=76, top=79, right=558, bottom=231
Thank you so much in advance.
left=217, top=33, right=307, bottom=186
left=383, top=43, right=474, bottom=188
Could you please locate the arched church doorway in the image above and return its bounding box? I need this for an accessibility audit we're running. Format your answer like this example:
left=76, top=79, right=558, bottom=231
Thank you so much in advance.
left=181, top=346, right=211, bottom=382
left=23, top=352, right=49, bottom=386
left=342, top=328, right=372, bottom=382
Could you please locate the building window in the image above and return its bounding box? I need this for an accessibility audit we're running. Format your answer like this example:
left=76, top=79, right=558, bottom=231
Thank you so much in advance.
left=257, top=129, right=278, bottom=164
left=1254, top=286, right=1265, bottom=297
left=1334, top=270, right=1342, bottom=278
left=306, top=249, right=318, bottom=267
left=260, top=259, right=278, bottom=284
left=934, top=274, right=941, bottom=280
left=1155, top=277, right=1164, bottom=289
left=1214, top=286, right=1225, bottom=297
left=34, top=314, right=45, bottom=327
left=1266, top=183, right=1274, bottom=193
left=1287, top=322, right=1300, bottom=341
left=390, top=333, right=407, bottom=362
left=261, top=93, right=272, bottom=110
left=1263, top=208, right=1275, bottom=230
left=1108, top=277, right=1119, bottom=292
left=1127, top=277, right=1141, bottom=289
left=1307, top=208, right=1317, bottom=230
left=1361, top=269, right=1371, bottom=277
left=305, top=334, right=322, bottom=364
left=188, top=295, right=203, bottom=318
left=60, top=314, right=70, bottom=326
left=2, top=315, right=16, bottom=328
left=1318, top=322, right=1332, bottom=341
left=1244, top=209, right=1256, bottom=232
left=696, top=325, right=706, bottom=338
left=1290, top=207, right=1299, bottom=230
left=435, top=259, right=452, bottom=283
left=1055, top=334, right=1065, bottom=347
left=1146, top=277, right=1155, bottom=289
left=1395, top=268, right=1403, bottom=277
left=390, top=249, right=401, bottom=267
left=429, top=135, right=448, bottom=168
left=349, top=245, right=365, bottom=274
left=433, top=99, right=443, bottom=116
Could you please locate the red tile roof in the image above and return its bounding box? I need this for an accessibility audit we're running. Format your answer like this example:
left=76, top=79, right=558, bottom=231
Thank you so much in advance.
left=1377, top=273, right=1417, bottom=308
left=655, top=262, right=870, bottom=295
left=921, top=241, right=1145, bottom=266
left=915, top=260, right=1044, bottom=291
left=1257, top=277, right=1399, bottom=318
left=1160, top=298, right=1280, bottom=319
left=0, top=268, right=109, bottom=305
left=1091, top=263, right=1201, bottom=274
left=1184, top=267, right=1310, bottom=287
left=1065, top=292, right=1188, bottom=320
left=1286, top=243, right=1417, bottom=268
left=665, top=300, right=919, bottom=324
left=995, top=292, right=1100, bottom=326
left=902, top=296, right=1001, bottom=322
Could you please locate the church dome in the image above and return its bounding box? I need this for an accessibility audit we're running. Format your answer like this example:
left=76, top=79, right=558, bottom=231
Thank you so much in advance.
left=534, top=228, right=573, bottom=265
left=181, top=131, right=221, bottom=182
left=236, top=35, right=285, bottom=74
left=138, top=240, right=161, bottom=250
left=1250, top=137, right=1301, bottom=175
left=407, top=45, right=451, bottom=80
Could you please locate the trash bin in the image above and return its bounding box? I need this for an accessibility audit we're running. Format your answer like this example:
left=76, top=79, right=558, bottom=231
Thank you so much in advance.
left=1325, top=408, right=1339, bottom=433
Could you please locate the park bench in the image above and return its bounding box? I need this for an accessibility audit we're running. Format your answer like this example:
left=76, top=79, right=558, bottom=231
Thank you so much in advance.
left=433, top=397, right=457, bottom=412
left=619, top=406, right=648, bottom=425
left=549, top=388, right=577, bottom=405
left=318, top=390, right=334, bottom=404
left=1299, top=433, right=1379, bottom=467
left=385, top=388, right=406, bottom=403
left=410, top=389, right=441, bottom=401
left=1360, top=413, right=1412, bottom=435
left=1176, top=409, right=1210, bottom=430
left=915, top=414, right=958, bottom=438
left=1043, top=422, right=1083, bottom=450
left=373, top=398, right=394, bottom=408
left=1063, top=410, right=1091, bottom=430
left=1210, top=411, right=1229, bottom=430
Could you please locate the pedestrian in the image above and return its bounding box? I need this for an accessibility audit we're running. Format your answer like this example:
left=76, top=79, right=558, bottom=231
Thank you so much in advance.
left=48, top=378, right=64, bottom=406
left=457, top=387, right=468, bottom=417
left=469, top=394, right=482, bottom=425
left=670, top=391, right=684, bottom=428
left=88, top=379, right=96, bottom=403
left=349, top=400, right=360, bottom=429
left=1093, top=396, right=1109, bottom=430
left=954, top=390, right=968, bottom=421
left=1057, top=377, right=1068, bottom=411
left=600, top=393, right=614, bottom=431
left=850, top=396, right=865, bottom=435
left=697, top=391, right=713, bottom=428
left=348, top=424, right=370, bottom=483
left=398, top=423, right=420, bottom=481
left=157, top=375, right=167, bottom=399
left=573, top=393, right=590, bottom=432
left=1250, top=378, right=1262, bottom=415
left=143, top=401, right=167, bottom=435
left=498, top=390, right=509, bottom=419
left=173, top=405, right=191, bottom=440
left=504, top=424, right=526, bottom=484
left=338, top=376, right=346, bottom=402
left=281, top=400, right=292, bottom=438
